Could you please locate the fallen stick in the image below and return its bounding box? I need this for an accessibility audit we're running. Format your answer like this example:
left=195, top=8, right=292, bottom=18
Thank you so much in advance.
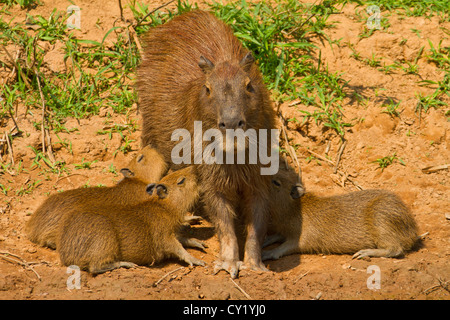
left=305, top=148, right=335, bottom=165
left=293, top=270, right=309, bottom=284
left=35, top=69, right=47, bottom=156
left=0, top=251, right=41, bottom=281
left=421, top=164, right=449, bottom=174
left=278, top=112, right=302, bottom=181
left=4, top=132, right=14, bottom=166
left=135, top=0, right=175, bottom=28
left=153, top=266, right=184, bottom=287
left=230, top=278, right=252, bottom=300
left=334, top=139, right=347, bottom=174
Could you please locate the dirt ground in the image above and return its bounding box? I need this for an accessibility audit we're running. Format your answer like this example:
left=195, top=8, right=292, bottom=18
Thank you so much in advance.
left=0, top=0, right=449, bottom=301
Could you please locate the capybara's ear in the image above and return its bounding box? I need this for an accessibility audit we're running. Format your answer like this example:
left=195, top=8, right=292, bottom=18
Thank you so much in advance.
left=156, top=184, right=168, bottom=199
left=290, top=184, right=305, bottom=199
left=120, top=168, right=135, bottom=178
left=198, top=56, right=215, bottom=74
left=146, top=183, right=156, bottom=195
left=239, top=52, right=255, bottom=72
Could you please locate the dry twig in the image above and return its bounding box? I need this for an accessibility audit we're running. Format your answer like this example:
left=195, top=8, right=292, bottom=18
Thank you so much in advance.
left=333, top=139, right=347, bottom=174
left=135, top=0, right=175, bottom=28
left=421, top=164, right=449, bottom=174
left=230, top=278, right=252, bottom=300
left=278, top=111, right=302, bottom=181
left=1, top=45, right=32, bottom=90
left=153, top=266, right=184, bottom=287
left=293, top=270, right=309, bottom=284
left=424, top=278, right=449, bottom=295
left=35, top=70, right=47, bottom=155
left=0, top=251, right=41, bottom=281
left=4, top=132, right=14, bottom=166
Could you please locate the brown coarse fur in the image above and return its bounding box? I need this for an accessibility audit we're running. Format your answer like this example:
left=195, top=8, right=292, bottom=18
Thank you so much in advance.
left=263, top=167, right=419, bottom=261
left=137, top=10, right=277, bottom=277
left=57, top=166, right=205, bottom=274
left=26, top=146, right=168, bottom=249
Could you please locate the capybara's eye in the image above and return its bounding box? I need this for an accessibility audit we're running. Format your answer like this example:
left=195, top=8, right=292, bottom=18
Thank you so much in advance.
left=272, top=180, right=281, bottom=187
left=137, top=154, right=144, bottom=163
left=177, top=177, right=186, bottom=185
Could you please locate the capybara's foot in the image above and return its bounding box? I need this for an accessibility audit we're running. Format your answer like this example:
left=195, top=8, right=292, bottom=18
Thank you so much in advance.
left=213, top=259, right=243, bottom=279
left=262, top=240, right=299, bottom=261
left=262, top=248, right=282, bottom=261
left=175, top=244, right=206, bottom=267
left=352, top=247, right=404, bottom=259
left=183, top=215, right=203, bottom=225
left=262, top=234, right=284, bottom=248
left=179, top=237, right=208, bottom=251
left=241, top=259, right=269, bottom=273
left=90, top=261, right=137, bottom=274
left=182, top=253, right=206, bottom=267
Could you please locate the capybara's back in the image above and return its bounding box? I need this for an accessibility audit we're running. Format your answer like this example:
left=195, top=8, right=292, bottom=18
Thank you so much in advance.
left=26, top=146, right=168, bottom=249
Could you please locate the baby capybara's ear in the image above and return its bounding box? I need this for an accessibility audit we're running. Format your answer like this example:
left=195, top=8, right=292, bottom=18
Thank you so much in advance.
left=156, top=184, right=168, bottom=199
left=290, top=184, right=305, bottom=199
left=146, top=183, right=156, bottom=195
left=120, top=168, right=135, bottom=178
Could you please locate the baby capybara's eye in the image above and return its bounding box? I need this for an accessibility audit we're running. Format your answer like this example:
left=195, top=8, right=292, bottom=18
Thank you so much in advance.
left=177, top=177, right=186, bottom=185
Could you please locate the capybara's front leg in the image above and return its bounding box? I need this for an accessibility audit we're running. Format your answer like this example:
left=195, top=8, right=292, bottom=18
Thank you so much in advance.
left=242, top=193, right=269, bottom=272
left=208, top=194, right=241, bottom=278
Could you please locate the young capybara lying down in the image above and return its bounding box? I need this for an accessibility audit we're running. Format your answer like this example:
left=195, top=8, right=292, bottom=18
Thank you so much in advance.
left=26, top=146, right=169, bottom=249
left=57, top=166, right=205, bottom=274
left=263, top=167, right=419, bottom=261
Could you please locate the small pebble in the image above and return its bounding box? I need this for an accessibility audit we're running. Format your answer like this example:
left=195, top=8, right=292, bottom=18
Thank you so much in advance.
left=27, top=247, right=37, bottom=254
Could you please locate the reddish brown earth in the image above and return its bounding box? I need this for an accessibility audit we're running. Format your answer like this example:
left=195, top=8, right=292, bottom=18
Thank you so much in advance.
left=0, top=0, right=449, bottom=300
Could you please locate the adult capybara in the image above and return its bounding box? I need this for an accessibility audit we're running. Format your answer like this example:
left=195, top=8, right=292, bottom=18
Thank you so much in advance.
left=138, top=10, right=277, bottom=277
left=57, top=166, right=205, bottom=274
left=26, top=146, right=168, bottom=249
left=263, top=167, right=419, bottom=260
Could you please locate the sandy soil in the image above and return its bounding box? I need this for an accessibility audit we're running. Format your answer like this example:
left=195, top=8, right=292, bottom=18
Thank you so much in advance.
left=0, top=0, right=449, bottom=301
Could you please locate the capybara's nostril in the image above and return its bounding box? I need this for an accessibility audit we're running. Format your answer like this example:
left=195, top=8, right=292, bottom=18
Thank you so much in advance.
left=238, top=120, right=246, bottom=129
left=146, top=183, right=156, bottom=195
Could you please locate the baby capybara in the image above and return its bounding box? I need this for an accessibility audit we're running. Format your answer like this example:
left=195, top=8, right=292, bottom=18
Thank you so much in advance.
left=57, top=166, right=205, bottom=274
left=263, top=168, right=419, bottom=261
left=138, top=10, right=277, bottom=278
left=26, top=146, right=168, bottom=249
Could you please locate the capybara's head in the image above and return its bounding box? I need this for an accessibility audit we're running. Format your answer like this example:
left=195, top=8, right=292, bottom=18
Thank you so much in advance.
left=271, top=165, right=305, bottom=201
left=120, top=146, right=169, bottom=184
left=145, top=166, right=198, bottom=212
left=198, top=52, right=260, bottom=131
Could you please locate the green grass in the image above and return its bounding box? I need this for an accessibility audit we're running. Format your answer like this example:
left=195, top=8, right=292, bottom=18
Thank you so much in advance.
left=381, top=99, right=402, bottom=118
left=350, top=0, right=450, bottom=22
left=373, top=152, right=405, bottom=172
left=210, top=0, right=342, bottom=100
